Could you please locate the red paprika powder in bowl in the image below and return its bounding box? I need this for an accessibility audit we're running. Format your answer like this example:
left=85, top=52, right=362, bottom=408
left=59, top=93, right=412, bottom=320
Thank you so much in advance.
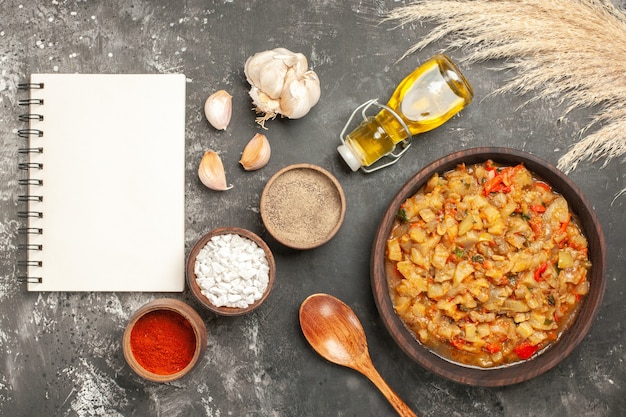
left=122, top=298, right=207, bottom=382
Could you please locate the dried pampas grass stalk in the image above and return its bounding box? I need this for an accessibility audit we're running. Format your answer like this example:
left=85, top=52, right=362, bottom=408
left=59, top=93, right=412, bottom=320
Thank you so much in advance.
left=386, top=0, right=626, bottom=173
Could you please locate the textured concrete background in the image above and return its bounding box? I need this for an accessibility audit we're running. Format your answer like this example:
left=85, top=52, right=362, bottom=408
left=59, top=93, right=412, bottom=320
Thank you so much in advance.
left=0, top=1, right=624, bottom=416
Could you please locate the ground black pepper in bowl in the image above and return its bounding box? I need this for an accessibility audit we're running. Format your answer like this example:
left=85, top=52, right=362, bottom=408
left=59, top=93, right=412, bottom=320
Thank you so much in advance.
left=260, top=164, right=346, bottom=250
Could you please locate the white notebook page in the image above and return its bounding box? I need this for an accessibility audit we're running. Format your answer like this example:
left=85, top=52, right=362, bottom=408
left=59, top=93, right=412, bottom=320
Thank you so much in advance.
left=25, top=73, right=186, bottom=292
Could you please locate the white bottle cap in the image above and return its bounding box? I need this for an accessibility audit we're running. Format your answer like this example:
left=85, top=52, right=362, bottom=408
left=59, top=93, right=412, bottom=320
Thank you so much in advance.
left=337, top=144, right=362, bottom=172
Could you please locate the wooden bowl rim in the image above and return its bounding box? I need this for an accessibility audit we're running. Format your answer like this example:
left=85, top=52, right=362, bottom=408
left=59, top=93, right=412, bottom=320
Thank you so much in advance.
left=186, top=227, right=276, bottom=316
left=370, top=147, right=607, bottom=387
left=122, top=298, right=208, bottom=383
left=260, top=163, right=346, bottom=250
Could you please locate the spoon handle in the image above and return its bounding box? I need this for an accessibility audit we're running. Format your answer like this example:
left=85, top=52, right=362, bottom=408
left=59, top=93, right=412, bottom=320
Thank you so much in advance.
left=360, top=361, right=418, bottom=417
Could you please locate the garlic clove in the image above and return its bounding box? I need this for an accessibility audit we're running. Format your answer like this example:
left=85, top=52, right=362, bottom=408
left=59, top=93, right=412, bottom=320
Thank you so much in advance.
left=257, top=60, right=290, bottom=99
left=272, top=48, right=303, bottom=68
left=198, top=150, right=232, bottom=191
left=240, top=133, right=271, bottom=171
left=245, top=48, right=296, bottom=93
left=280, top=69, right=321, bottom=119
left=302, top=70, right=321, bottom=106
left=244, top=51, right=276, bottom=86
left=280, top=83, right=310, bottom=119
left=204, top=90, right=232, bottom=130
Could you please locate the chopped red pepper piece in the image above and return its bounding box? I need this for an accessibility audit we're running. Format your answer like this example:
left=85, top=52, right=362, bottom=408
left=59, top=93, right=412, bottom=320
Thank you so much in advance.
left=494, top=183, right=511, bottom=193
left=534, top=262, right=548, bottom=281
left=483, top=173, right=504, bottom=195
left=530, top=204, right=546, bottom=213
left=559, top=212, right=571, bottom=234
left=484, top=343, right=501, bottom=354
left=483, top=173, right=512, bottom=195
left=450, top=338, right=467, bottom=350
left=528, top=217, right=543, bottom=239
left=482, top=164, right=525, bottom=195
left=514, top=341, right=539, bottom=360
left=535, top=182, right=552, bottom=192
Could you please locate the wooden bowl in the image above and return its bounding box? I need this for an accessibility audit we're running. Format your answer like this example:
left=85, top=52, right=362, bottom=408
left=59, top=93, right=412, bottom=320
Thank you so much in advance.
left=122, top=298, right=207, bottom=383
left=260, top=164, right=346, bottom=250
left=186, top=227, right=276, bottom=316
left=371, top=147, right=606, bottom=386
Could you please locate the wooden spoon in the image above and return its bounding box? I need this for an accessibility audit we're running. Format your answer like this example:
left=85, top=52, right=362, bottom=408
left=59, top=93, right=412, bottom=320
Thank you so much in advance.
left=299, top=293, right=418, bottom=417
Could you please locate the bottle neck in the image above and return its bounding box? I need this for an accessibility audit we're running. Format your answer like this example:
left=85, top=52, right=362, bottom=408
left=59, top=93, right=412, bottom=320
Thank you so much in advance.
left=340, top=106, right=431, bottom=171
left=373, top=109, right=414, bottom=144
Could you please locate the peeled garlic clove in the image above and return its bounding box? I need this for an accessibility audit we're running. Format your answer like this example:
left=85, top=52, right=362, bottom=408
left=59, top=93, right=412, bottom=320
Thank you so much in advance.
left=204, top=90, right=232, bottom=130
left=198, top=150, right=232, bottom=191
left=240, top=133, right=271, bottom=171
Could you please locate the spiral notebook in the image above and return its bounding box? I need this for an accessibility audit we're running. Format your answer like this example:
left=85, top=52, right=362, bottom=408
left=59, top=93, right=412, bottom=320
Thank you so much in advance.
left=17, top=73, right=186, bottom=292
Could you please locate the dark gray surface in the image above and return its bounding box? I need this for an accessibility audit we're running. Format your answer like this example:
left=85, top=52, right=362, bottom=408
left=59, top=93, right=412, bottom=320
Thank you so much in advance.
left=0, top=1, right=624, bottom=416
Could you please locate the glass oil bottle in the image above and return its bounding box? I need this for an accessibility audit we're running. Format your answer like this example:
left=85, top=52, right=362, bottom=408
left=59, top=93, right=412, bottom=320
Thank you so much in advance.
left=337, top=54, right=473, bottom=172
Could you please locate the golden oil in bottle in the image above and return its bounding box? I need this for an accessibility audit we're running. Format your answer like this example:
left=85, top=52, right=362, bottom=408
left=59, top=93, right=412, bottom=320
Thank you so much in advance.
left=337, top=54, right=473, bottom=171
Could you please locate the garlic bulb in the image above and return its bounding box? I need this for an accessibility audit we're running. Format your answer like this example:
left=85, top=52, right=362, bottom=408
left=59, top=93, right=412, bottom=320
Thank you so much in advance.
left=204, top=90, right=232, bottom=130
left=240, top=133, right=271, bottom=171
left=198, top=150, right=232, bottom=191
left=244, top=48, right=321, bottom=126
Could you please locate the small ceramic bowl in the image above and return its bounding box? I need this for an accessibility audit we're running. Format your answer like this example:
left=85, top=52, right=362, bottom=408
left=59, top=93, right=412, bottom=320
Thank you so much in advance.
left=122, top=298, right=207, bottom=383
left=186, top=227, right=276, bottom=316
left=260, top=163, right=346, bottom=250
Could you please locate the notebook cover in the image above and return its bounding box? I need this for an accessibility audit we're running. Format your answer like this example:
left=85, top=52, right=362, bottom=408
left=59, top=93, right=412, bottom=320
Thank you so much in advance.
left=24, top=73, right=186, bottom=292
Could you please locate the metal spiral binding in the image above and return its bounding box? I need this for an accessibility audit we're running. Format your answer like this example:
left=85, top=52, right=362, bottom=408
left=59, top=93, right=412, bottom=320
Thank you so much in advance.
left=18, top=195, right=43, bottom=202
left=18, top=98, right=44, bottom=106
left=17, top=81, right=44, bottom=285
left=18, top=162, right=43, bottom=170
left=18, top=277, right=43, bottom=283
left=19, top=178, right=43, bottom=186
left=19, top=260, right=43, bottom=267
left=17, top=82, right=44, bottom=90
left=18, top=244, right=42, bottom=250
left=18, top=147, right=43, bottom=154
left=17, top=211, right=43, bottom=218
left=18, top=227, right=43, bottom=234
left=18, top=129, right=43, bottom=138
left=19, top=114, right=44, bottom=122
